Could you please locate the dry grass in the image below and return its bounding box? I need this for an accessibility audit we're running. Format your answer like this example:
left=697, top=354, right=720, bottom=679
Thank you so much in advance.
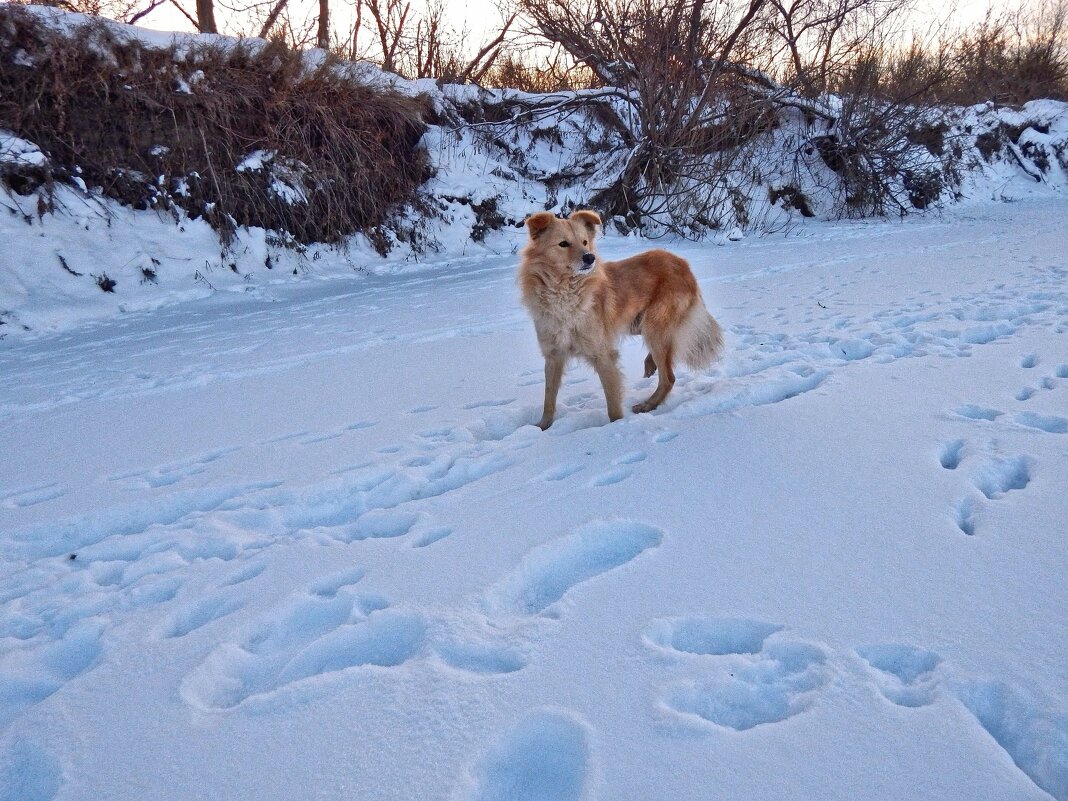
left=0, top=5, right=431, bottom=249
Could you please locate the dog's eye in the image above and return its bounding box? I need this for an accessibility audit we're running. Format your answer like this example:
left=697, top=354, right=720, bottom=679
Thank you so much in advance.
left=558, top=241, right=569, bottom=248
left=583, top=240, right=588, bottom=246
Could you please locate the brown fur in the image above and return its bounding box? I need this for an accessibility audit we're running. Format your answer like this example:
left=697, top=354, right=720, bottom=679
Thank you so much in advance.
left=519, top=210, right=724, bottom=429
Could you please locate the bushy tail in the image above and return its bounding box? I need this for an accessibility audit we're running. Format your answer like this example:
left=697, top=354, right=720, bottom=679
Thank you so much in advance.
left=677, top=296, right=724, bottom=370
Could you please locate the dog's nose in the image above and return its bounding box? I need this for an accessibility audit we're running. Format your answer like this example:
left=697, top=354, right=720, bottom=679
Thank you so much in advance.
left=582, top=252, right=595, bottom=266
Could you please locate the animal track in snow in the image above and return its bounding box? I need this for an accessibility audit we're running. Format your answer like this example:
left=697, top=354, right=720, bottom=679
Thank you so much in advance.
left=464, top=398, right=515, bottom=410
left=647, top=617, right=829, bottom=731
left=614, top=451, right=647, bottom=465
left=971, top=455, right=1032, bottom=499
left=1020, top=354, right=1038, bottom=368
left=182, top=587, right=422, bottom=710
left=433, top=636, right=525, bottom=679
left=957, top=680, right=1068, bottom=801
left=538, top=463, right=584, bottom=482
left=308, top=566, right=366, bottom=597
left=954, top=498, right=977, bottom=536
left=1014, top=411, right=1068, bottom=433
left=468, top=709, right=590, bottom=801
left=643, top=617, right=783, bottom=656
left=588, top=467, right=631, bottom=487
left=0, top=618, right=105, bottom=726
left=674, top=369, right=829, bottom=419
left=0, top=740, right=61, bottom=801
left=218, top=559, right=266, bottom=587
left=955, top=405, right=1003, bottom=422
left=0, top=483, right=64, bottom=509
left=856, top=644, right=941, bottom=707
left=939, top=439, right=965, bottom=470
left=484, top=520, right=662, bottom=617
left=411, top=525, right=454, bottom=548
left=161, top=590, right=245, bottom=638
left=108, top=447, right=239, bottom=489
left=341, top=509, right=421, bottom=542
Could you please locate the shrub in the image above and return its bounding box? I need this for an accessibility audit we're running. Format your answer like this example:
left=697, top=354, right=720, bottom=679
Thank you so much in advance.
left=0, top=6, right=432, bottom=248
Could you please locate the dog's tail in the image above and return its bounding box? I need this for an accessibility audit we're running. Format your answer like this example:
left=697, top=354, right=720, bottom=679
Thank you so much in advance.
left=676, top=295, right=724, bottom=370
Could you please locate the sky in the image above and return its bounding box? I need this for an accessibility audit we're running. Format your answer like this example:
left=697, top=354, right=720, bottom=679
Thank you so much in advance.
left=132, top=0, right=1026, bottom=52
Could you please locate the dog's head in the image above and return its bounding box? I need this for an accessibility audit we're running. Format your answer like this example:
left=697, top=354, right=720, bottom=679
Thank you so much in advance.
left=523, top=210, right=603, bottom=276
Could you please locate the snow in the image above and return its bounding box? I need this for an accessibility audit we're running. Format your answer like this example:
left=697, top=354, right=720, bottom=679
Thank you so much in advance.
left=0, top=132, right=48, bottom=168
left=1, top=8, right=1067, bottom=798
left=2, top=194, right=1067, bottom=801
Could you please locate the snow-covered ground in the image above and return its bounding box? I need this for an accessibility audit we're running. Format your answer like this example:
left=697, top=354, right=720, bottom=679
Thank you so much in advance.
left=2, top=195, right=1068, bottom=801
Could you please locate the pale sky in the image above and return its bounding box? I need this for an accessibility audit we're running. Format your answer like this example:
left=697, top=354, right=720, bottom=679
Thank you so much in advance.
left=136, top=0, right=510, bottom=47
left=133, top=0, right=1031, bottom=56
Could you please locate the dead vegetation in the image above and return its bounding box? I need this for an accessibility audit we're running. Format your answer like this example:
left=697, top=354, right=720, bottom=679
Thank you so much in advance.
left=0, top=4, right=431, bottom=249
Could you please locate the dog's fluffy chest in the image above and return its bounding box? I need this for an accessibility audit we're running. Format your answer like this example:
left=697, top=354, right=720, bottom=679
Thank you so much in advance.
left=524, top=278, right=605, bottom=353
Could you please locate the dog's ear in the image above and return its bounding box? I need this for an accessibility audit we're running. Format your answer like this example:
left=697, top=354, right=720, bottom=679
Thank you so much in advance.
left=569, top=210, right=602, bottom=237
left=525, top=211, right=556, bottom=238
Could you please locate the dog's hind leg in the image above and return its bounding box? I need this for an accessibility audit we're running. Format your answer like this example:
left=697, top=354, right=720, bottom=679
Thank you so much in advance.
left=538, top=352, right=566, bottom=430
left=589, top=352, right=625, bottom=422
left=643, top=353, right=657, bottom=378
left=633, top=335, right=675, bottom=414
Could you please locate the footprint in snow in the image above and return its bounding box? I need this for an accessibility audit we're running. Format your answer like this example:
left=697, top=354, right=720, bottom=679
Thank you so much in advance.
left=1014, top=411, right=1068, bottom=434
left=435, top=522, right=662, bottom=674
left=854, top=643, right=1068, bottom=801
left=217, top=559, right=267, bottom=587
left=537, top=463, right=585, bottom=482
left=0, top=483, right=65, bottom=509
left=614, top=451, right=647, bottom=465
left=161, top=587, right=248, bottom=638
left=0, top=740, right=61, bottom=801
left=588, top=467, right=631, bottom=487
left=644, top=617, right=829, bottom=731
left=0, top=619, right=105, bottom=727
left=956, top=680, right=1068, bottom=801
left=181, top=573, right=422, bottom=710
left=971, top=455, right=1032, bottom=499
left=484, top=520, right=663, bottom=617
left=468, top=709, right=590, bottom=801
left=954, top=497, right=978, bottom=536
left=939, top=439, right=965, bottom=470
left=856, top=643, right=941, bottom=707
left=954, top=404, right=1003, bottom=422
left=463, top=398, right=516, bottom=410
left=108, top=447, right=239, bottom=489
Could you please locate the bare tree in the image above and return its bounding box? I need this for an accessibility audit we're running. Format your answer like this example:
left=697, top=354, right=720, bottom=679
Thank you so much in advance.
left=516, top=0, right=783, bottom=229
left=362, top=0, right=410, bottom=73
left=195, top=0, right=217, bottom=32
left=317, top=0, right=329, bottom=48
left=354, top=0, right=515, bottom=80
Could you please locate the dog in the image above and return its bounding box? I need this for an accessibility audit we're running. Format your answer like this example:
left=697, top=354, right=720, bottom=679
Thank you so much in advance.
left=519, top=209, right=723, bottom=429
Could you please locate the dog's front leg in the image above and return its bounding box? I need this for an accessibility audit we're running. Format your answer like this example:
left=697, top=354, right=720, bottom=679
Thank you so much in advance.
left=590, top=352, right=624, bottom=422
left=538, top=352, right=566, bottom=430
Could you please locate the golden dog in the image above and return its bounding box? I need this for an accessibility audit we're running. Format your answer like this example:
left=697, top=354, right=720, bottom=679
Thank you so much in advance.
left=519, top=210, right=723, bottom=429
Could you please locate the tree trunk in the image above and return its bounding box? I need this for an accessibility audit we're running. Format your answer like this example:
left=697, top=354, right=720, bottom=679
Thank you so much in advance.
left=317, top=0, right=330, bottom=49
left=196, top=0, right=217, bottom=33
